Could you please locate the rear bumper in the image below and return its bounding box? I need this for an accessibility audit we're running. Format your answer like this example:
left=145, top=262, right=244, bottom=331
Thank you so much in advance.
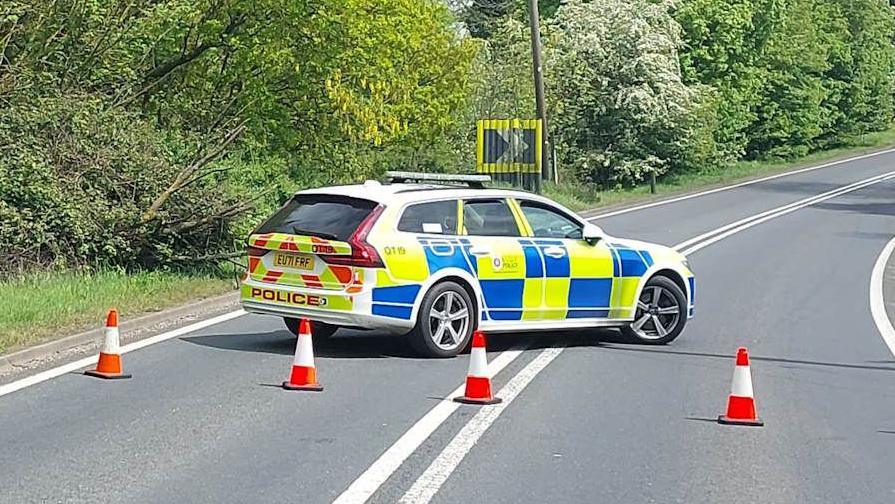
left=239, top=280, right=413, bottom=333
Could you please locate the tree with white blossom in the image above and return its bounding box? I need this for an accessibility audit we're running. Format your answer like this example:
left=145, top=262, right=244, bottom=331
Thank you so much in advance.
left=547, top=0, right=718, bottom=187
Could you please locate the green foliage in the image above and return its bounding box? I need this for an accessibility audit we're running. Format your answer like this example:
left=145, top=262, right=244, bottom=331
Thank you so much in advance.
left=547, top=0, right=720, bottom=187
left=0, top=0, right=477, bottom=275
left=0, top=268, right=231, bottom=352
left=677, top=0, right=895, bottom=159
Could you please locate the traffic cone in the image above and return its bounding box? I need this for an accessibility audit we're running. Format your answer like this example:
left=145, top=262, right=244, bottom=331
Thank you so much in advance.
left=454, top=331, right=501, bottom=405
left=718, top=347, right=763, bottom=426
left=282, top=318, right=323, bottom=391
left=85, top=309, right=131, bottom=380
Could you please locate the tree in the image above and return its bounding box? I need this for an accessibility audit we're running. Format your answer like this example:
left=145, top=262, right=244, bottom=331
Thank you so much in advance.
left=547, top=0, right=718, bottom=187
left=0, top=0, right=478, bottom=273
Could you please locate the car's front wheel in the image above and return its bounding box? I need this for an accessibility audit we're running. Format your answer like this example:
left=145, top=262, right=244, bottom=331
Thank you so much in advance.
left=283, top=317, right=339, bottom=340
left=622, top=275, right=687, bottom=345
left=408, top=281, right=474, bottom=358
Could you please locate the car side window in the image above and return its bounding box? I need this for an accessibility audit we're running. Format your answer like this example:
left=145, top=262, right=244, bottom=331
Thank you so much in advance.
left=518, top=200, right=583, bottom=239
left=463, top=199, right=521, bottom=237
left=397, top=200, right=458, bottom=235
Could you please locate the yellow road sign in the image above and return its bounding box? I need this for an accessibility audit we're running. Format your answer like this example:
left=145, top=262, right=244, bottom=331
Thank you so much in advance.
left=476, top=119, right=542, bottom=175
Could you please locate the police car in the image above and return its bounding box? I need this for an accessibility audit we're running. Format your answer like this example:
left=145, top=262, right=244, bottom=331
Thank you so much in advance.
left=241, top=172, right=694, bottom=357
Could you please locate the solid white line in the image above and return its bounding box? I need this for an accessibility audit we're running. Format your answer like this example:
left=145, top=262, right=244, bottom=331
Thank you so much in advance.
left=335, top=163, right=895, bottom=504
left=587, top=147, right=895, bottom=221
left=869, top=237, right=895, bottom=358
left=388, top=169, right=895, bottom=502
left=676, top=171, right=895, bottom=255
left=673, top=170, right=895, bottom=252
left=0, top=309, right=247, bottom=398
left=399, top=347, right=563, bottom=504
left=331, top=348, right=525, bottom=504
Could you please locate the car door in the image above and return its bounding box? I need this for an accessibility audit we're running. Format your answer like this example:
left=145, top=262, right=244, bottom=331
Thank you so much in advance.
left=514, top=198, right=616, bottom=320
left=460, top=198, right=529, bottom=322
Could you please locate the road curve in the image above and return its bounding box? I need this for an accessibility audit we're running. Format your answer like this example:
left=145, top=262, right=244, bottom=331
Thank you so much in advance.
left=2, top=151, right=895, bottom=503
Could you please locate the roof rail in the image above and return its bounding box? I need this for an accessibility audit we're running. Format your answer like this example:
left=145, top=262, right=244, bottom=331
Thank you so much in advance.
left=384, top=171, right=490, bottom=189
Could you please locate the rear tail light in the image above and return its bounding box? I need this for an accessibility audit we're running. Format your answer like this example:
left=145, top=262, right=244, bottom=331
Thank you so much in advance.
left=321, top=205, right=385, bottom=268
left=247, top=246, right=268, bottom=257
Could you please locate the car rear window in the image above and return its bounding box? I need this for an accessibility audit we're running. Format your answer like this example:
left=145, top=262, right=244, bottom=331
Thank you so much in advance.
left=256, top=194, right=377, bottom=241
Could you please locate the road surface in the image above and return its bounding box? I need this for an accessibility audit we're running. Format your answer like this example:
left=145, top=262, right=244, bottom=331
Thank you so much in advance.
left=2, top=151, right=895, bottom=503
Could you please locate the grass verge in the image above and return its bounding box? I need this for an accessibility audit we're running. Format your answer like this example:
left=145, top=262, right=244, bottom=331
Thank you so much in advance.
left=0, top=270, right=234, bottom=354
left=545, top=128, right=895, bottom=212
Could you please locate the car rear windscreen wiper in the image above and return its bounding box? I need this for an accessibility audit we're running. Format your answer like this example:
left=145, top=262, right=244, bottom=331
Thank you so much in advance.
left=290, top=226, right=338, bottom=241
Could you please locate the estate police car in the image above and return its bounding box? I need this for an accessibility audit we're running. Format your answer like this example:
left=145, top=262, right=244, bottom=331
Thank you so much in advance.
left=241, top=172, right=694, bottom=357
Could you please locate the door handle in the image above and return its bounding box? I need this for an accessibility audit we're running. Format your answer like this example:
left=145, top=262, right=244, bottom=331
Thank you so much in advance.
left=543, top=246, right=566, bottom=258
left=468, top=246, right=491, bottom=256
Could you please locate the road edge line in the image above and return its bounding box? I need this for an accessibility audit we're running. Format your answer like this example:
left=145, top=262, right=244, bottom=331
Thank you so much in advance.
left=869, top=237, right=895, bottom=358
left=0, top=310, right=246, bottom=398
left=587, top=146, right=895, bottom=221
left=0, top=292, right=240, bottom=374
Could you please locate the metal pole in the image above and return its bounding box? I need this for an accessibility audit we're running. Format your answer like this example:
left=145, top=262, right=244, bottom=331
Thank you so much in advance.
left=527, top=0, right=552, bottom=183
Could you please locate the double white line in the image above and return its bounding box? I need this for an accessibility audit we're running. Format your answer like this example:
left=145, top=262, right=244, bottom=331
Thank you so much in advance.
left=673, top=169, right=895, bottom=255
left=336, top=165, right=895, bottom=504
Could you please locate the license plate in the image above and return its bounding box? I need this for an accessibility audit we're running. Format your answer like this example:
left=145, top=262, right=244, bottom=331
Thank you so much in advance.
left=273, top=252, right=315, bottom=271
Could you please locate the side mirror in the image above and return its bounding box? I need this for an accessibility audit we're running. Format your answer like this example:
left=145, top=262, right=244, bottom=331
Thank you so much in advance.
left=582, top=223, right=605, bottom=244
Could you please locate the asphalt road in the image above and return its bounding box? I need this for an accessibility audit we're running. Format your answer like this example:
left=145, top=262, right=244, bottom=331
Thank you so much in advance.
left=2, top=152, right=895, bottom=503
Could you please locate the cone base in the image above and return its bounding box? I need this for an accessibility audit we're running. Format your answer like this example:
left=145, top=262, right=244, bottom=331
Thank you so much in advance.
left=84, top=370, right=131, bottom=380
left=282, top=381, right=324, bottom=392
left=454, top=396, right=502, bottom=405
left=718, top=415, right=764, bottom=427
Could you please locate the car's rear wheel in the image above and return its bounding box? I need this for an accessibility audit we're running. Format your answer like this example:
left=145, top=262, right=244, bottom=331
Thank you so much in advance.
left=622, top=276, right=687, bottom=345
left=408, top=281, right=474, bottom=358
left=283, top=317, right=339, bottom=340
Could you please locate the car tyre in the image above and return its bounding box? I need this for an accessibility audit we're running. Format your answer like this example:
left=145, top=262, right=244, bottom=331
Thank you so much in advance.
left=622, top=275, right=687, bottom=345
left=408, top=281, right=474, bottom=358
left=283, top=317, right=339, bottom=340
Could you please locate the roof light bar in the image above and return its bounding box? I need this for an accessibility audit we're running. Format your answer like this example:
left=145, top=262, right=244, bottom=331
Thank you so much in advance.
left=384, top=171, right=491, bottom=188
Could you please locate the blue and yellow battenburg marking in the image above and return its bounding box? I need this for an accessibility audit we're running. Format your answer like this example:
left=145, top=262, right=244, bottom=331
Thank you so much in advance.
left=371, top=235, right=667, bottom=322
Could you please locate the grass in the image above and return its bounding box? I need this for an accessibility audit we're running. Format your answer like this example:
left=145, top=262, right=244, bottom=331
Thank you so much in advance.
left=5, top=128, right=895, bottom=355
left=546, top=127, right=895, bottom=212
left=0, top=270, right=234, bottom=354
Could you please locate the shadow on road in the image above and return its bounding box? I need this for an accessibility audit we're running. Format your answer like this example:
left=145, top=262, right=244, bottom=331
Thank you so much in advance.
left=180, top=327, right=632, bottom=359
left=181, top=330, right=417, bottom=359
left=596, top=344, right=895, bottom=373
left=833, top=231, right=895, bottom=241
left=814, top=201, right=895, bottom=217
left=181, top=328, right=893, bottom=375
left=684, top=416, right=720, bottom=423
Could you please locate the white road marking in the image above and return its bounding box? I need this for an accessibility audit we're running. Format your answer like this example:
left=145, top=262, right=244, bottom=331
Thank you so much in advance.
left=676, top=170, right=895, bottom=255
left=587, top=146, right=895, bottom=220
left=399, top=347, right=563, bottom=504
left=337, top=164, right=895, bottom=504
left=331, top=348, right=525, bottom=504
left=673, top=170, right=895, bottom=251
left=869, top=237, right=895, bottom=357
left=0, top=310, right=247, bottom=398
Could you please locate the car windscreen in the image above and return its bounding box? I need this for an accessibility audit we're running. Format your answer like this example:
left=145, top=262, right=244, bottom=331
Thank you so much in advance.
left=255, top=194, right=377, bottom=241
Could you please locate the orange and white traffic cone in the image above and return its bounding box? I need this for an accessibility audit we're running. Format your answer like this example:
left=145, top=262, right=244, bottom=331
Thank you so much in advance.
left=454, top=331, right=501, bottom=405
left=85, top=308, right=131, bottom=380
left=282, top=318, right=323, bottom=391
left=718, top=347, right=763, bottom=426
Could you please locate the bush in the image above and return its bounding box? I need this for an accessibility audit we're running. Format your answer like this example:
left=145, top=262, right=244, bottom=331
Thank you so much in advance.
left=0, top=92, right=255, bottom=274
left=547, top=0, right=721, bottom=188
